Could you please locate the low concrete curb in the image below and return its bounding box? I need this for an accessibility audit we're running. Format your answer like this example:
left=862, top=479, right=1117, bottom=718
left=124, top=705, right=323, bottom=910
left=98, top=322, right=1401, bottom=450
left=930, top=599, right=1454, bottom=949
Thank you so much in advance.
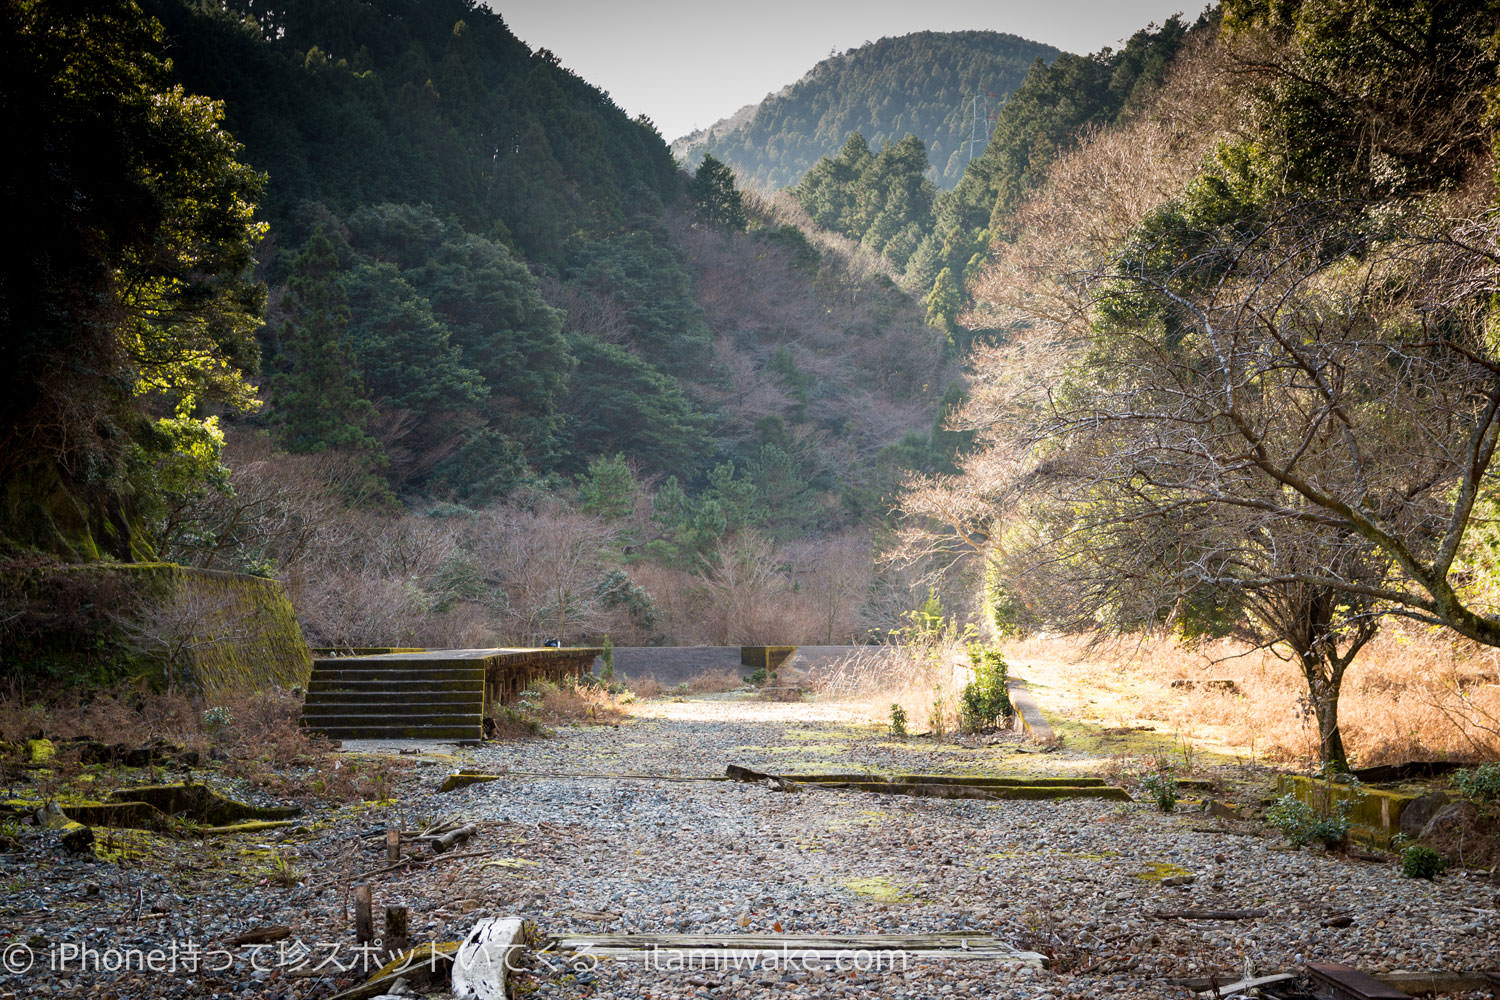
left=1006, top=677, right=1055, bottom=742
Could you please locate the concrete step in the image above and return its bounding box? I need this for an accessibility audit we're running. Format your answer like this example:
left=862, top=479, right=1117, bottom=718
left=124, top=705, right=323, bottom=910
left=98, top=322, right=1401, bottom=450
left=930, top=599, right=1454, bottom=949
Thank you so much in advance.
left=307, top=676, right=485, bottom=694
left=301, top=711, right=483, bottom=729
left=303, top=710, right=486, bottom=728
left=302, top=653, right=495, bottom=742
left=300, top=690, right=482, bottom=708
left=308, top=724, right=484, bottom=741
left=309, top=666, right=485, bottom=683
left=300, top=706, right=483, bottom=725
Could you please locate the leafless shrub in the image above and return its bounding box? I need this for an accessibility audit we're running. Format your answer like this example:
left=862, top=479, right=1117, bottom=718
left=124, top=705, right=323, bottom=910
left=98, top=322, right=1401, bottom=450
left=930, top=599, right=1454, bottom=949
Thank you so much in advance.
left=686, top=668, right=743, bottom=694
left=464, top=502, right=621, bottom=644
left=623, top=674, right=665, bottom=699
left=112, top=588, right=254, bottom=696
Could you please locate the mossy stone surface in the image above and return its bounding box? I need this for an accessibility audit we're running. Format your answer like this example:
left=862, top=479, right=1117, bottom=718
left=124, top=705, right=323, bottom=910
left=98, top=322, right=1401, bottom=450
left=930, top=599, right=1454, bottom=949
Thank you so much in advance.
left=1277, top=774, right=1417, bottom=848
left=108, top=783, right=300, bottom=825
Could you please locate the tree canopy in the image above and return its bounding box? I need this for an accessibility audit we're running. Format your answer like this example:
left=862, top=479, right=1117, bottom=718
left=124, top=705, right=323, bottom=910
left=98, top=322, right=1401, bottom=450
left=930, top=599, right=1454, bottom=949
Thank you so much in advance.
left=0, top=0, right=267, bottom=560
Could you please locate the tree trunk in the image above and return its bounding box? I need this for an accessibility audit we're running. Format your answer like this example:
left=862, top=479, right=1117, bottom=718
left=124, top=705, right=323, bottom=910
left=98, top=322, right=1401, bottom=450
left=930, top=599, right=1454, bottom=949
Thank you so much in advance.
left=1306, top=672, right=1349, bottom=773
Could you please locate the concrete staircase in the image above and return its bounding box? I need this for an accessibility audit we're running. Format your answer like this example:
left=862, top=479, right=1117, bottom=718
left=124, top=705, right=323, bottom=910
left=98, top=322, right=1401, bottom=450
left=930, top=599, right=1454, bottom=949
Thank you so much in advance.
left=300, top=653, right=486, bottom=742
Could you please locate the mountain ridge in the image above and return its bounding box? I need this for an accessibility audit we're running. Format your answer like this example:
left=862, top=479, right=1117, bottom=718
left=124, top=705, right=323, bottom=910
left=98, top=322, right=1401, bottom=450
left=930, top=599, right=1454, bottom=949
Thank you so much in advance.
left=671, top=30, right=1060, bottom=191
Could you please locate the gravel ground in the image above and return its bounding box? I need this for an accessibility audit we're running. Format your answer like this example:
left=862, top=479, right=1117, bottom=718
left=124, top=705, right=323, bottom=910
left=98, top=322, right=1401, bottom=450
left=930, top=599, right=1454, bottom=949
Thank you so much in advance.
left=2, top=689, right=1497, bottom=1000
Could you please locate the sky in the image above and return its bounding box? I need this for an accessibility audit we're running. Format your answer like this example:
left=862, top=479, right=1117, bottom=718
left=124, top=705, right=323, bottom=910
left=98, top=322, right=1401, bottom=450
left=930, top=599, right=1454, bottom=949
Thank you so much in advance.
left=488, top=1, right=1203, bottom=143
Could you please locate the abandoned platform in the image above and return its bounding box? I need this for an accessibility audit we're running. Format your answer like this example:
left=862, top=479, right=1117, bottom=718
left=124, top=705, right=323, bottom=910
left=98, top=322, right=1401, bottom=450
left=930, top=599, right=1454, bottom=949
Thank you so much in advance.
left=300, top=646, right=601, bottom=742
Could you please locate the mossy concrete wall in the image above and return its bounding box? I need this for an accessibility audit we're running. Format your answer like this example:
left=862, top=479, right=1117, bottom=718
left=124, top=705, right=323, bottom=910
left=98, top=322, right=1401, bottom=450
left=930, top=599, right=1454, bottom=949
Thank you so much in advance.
left=741, top=646, right=797, bottom=672
left=6, top=562, right=311, bottom=696
left=1277, top=774, right=1418, bottom=848
left=163, top=566, right=312, bottom=698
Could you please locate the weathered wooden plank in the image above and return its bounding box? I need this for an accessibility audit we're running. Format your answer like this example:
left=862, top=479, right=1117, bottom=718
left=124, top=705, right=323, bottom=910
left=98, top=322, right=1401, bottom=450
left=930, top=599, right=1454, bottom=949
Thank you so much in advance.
left=552, top=932, right=1002, bottom=948
left=1192, top=973, right=1294, bottom=996
left=1306, top=962, right=1413, bottom=1000
left=724, top=765, right=1127, bottom=801
left=452, top=917, right=526, bottom=1000
left=572, top=947, right=1043, bottom=965
left=548, top=932, right=1045, bottom=967
left=1373, top=971, right=1500, bottom=995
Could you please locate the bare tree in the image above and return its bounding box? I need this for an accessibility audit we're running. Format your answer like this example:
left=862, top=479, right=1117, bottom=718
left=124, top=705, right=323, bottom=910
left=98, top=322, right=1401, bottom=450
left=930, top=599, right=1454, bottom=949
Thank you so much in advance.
left=113, top=586, right=252, bottom=696
left=467, top=503, right=620, bottom=644
left=784, top=531, right=875, bottom=644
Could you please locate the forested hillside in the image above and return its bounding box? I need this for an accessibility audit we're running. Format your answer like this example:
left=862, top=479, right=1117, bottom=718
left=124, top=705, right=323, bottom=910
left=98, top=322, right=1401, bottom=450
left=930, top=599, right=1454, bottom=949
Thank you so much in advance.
left=671, top=31, right=1058, bottom=192
left=899, top=0, right=1500, bottom=771
left=787, top=16, right=1202, bottom=330
left=2, top=0, right=958, bottom=659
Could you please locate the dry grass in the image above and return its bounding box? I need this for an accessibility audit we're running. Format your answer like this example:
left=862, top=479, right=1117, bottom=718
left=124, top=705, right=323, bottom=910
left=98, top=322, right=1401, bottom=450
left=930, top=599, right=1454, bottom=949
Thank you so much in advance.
left=625, top=674, right=666, bottom=699
left=530, top=678, right=629, bottom=727
left=811, top=641, right=973, bottom=735
left=0, top=682, right=409, bottom=804
left=1001, top=627, right=1500, bottom=769
left=686, top=668, right=744, bottom=694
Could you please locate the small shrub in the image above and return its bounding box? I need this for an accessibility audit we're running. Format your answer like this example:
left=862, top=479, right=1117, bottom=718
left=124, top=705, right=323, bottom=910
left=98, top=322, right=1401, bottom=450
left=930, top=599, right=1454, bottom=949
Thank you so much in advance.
left=929, top=689, right=949, bottom=742
left=959, top=644, right=1012, bottom=733
left=1141, top=768, right=1178, bottom=812
left=1453, top=762, right=1500, bottom=802
left=202, top=705, right=233, bottom=734
left=629, top=675, right=665, bottom=699
left=686, top=668, right=742, bottom=694
left=1267, top=793, right=1352, bottom=849
left=889, top=703, right=908, bottom=738
left=600, top=635, right=615, bottom=682
left=1400, top=844, right=1445, bottom=879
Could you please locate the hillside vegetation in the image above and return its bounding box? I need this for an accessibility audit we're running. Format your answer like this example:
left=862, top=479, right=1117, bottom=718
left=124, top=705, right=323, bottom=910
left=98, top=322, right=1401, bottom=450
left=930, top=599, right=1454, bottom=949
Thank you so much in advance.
left=787, top=16, right=1202, bottom=330
left=1, top=0, right=957, bottom=669
left=899, top=0, right=1500, bottom=771
left=671, top=31, right=1058, bottom=191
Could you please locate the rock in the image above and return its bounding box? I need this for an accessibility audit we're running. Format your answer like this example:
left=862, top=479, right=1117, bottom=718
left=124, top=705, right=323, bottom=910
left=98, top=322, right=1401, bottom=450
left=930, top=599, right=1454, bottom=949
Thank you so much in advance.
left=1400, top=791, right=1450, bottom=838
left=1206, top=800, right=1243, bottom=822
left=60, top=825, right=94, bottom=854
left=1419, top=801, right=1475, bottom=841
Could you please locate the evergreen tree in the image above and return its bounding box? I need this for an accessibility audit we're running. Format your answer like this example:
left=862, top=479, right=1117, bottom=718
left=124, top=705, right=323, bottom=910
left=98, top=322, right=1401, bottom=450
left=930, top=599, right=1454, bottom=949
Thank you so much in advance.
left=579, top=454, right=640, bottom=521
left=342, top=260, right=486, bottom=489
left=0, top=0, right=267, bottom=559
left=272, top=229, right=378, bottom=455
left=926, top=267, right=963, bottom=334
left=688, top=154, right=747, bottom=231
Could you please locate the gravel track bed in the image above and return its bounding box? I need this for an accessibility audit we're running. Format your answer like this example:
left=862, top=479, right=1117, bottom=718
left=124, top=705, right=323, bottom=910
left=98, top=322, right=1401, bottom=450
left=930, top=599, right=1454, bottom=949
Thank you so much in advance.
left=2, top=692, right=1496, bottom=999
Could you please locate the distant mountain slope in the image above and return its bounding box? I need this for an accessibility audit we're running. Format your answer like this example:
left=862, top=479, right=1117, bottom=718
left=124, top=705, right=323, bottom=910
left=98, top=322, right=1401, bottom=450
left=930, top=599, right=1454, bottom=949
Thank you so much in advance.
left=671, top=31, right=1060, bottom=191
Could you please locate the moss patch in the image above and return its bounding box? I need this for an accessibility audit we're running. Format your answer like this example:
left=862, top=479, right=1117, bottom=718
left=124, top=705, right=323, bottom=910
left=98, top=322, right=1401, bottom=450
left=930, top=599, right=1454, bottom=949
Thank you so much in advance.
left=844, top=876, right=916, bottom=904
left=1134, top=862, right=1194, bottom=882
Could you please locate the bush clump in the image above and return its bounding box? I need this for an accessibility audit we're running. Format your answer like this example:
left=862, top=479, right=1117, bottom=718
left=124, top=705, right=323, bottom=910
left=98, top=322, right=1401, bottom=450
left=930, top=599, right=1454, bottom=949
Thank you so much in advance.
left=1141, top=766, right=1178, bottom=812
left=1267, top=792, right=1353, bottom=849
left=1453, top=762, right=1500, bottom=802
left=1400, top=844, right=1445, bottom=879
left=889, top=703, right=908, bottom=738
left=959, top=644, right=1012, bottom=733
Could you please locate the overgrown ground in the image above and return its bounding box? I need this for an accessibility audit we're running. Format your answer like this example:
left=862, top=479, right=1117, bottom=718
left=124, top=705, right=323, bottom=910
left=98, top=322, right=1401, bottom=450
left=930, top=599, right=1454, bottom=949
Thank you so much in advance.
left=999, top=629, right=1500, bottom=771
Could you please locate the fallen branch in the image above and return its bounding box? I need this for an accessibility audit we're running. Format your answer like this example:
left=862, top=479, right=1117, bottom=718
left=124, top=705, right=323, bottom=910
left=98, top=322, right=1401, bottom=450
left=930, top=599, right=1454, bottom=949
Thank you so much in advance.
left=348, top=848, right=503, bottom=882
left=421, top=823, right=478, bottom=853
left=226, top=926, right=292, bottom=946
left=1150, top=908, right=1268, bottom=921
